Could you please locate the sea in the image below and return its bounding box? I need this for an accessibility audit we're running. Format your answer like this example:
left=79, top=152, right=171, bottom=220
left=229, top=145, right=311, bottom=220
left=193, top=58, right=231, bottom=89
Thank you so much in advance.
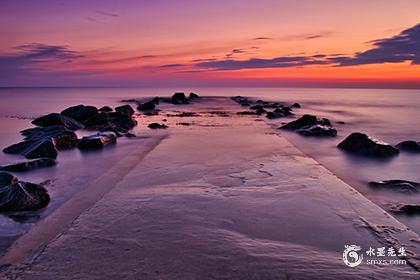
left=0, top=87, right=419, bottom=253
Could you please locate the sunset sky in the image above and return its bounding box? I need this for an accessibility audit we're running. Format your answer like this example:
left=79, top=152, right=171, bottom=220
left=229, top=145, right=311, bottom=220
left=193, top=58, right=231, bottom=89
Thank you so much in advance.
left=0, top=0, right=419, bottom=88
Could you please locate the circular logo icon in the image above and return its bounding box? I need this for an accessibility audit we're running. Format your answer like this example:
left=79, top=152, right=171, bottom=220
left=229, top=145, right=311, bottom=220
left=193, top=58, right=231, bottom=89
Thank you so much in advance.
left=343, top=245, right=363, bottom=267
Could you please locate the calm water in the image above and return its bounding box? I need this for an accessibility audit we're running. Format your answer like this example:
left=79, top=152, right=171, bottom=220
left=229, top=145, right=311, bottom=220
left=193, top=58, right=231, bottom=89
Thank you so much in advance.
left=0, top=87, right=419, bottom=247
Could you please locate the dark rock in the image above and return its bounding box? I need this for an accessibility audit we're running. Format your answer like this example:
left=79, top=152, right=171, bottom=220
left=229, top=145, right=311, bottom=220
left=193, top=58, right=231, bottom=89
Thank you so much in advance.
left=110, top=114, right=136, bottom=132
left=0, top=172, right=50, bottom=212
left=120, top=99, right=138, bottom=104
left=176, top=122, right=190, bottom=126
left=32, top=113, right=84, bottom=130
left=137, top=102, right=155, bottom=111
left=266, top=107, right=294, bottom=119
left=189, top=92, right=199, bottom=99
left=274, top=107, right=293, bottom=116
left=392, top=204, right=420, bottom=215
left=61, top=105, right=98, bottom=122
left=98, top=106, right=113, bottom=112
left=296, top=125, right=337, bottom=137
left=250, top=105, right=264, bottom=110
left=150, top=97, right=160, bottom=105
left=0, top=158, right=56, bottom=172
left=115, top=104, right=134, bottom=116
left=261, top=101, right=281, bottom=108
left=78, top=132, right=117, bottom=150
left=83, top=112, right=110, bottom=128
left=20, top=125, right=78, bottom=149
left=171, top=92, right=189, bottom=104
left=143, top=111, right=159, bottom=116
left=368, top=180, right=420, bottom=193
left=237, top=111, right=259, bottom=115
left=231, top=96, right=251, bottom=107
left=167, top=112, right=198, bottom=117
left=124, top=132, right=136, bottom=138
left=0, top=172, right=17, bottom=187
left=281, top=114, right=331, bottom=130
left=291, top=103, right=301, bottom=108
left=3, top=139, right=57, bottom=159
left=396, top=140, right=420, bottom=153
left=338, top=132, right=399, bottom=157
left=148, top=123, right=168, bottom=129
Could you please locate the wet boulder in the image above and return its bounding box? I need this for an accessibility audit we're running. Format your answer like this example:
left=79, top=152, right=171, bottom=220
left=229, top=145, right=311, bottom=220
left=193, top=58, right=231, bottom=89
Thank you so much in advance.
left=61, top=105, right=98, bottom=122
left=291, top=103, right=301, bottom=108
left=280, top=114, right=331, bottom=130
left=32, top=113, right=83, bottom=130
left=83, top=112, right=110, bottom=128
left=21, top=125, right=78, bottom=149
left=338, top=132, right=399, bottom=157
left=98, top=106, right=113, bottom=112
left=115, top=104, right=134, bottom=116
left=189, top=92, right=199, bottom=99
left=110, top=114, right=136, bottom=132
left=396, top=140, right=420, bottom=153
left=368, top=180, right=420, bottom=193
left=3, top=139, right=57, bottom=159
left=0, top=172, right=50, bottom=212
left=171, top=92, right=189, bottom=104
left=148, top=123, right=168, bottom=129
left=296, top=125, right=337, bottom=137
left=137, top=102, right=155, bottom=111
left=78, top=132, right=117, bottom=150
left=0, top=158, right=56, bottom=172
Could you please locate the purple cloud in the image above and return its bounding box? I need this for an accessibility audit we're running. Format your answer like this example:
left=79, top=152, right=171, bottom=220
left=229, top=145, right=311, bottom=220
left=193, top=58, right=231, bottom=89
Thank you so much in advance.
left=331, top=23, right=420, bottom=66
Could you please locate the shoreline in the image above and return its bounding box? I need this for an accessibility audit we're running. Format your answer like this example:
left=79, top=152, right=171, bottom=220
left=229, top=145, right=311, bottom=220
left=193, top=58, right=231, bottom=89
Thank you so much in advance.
left=1, top=96, right=419, bottom=279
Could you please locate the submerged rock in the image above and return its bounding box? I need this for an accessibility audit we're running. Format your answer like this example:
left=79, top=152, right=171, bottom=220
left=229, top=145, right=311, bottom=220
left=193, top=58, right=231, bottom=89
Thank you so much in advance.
left=338, top=132, right=399, bottom=157
left=61, top=105, right=98, bottom=123
left=115, top=104, right=134, bottom=116
left=3, top=139, right=57, bottom=159
left=0, top=158, right=56, bottom=172
left=32, top=113, right=84, bottom=130
left=21, top=125, right=78, bottom=149
left=0, top=172, right=50, bottom=212
left=171, top=92, right=189, bottom=104
left=281, top=114, right=331, bottom=130
left=396, top=140, right=420, bottom=153
left=137, top=102, right=155, bottom=111
left=237, top=111, right=259, bottom=115
left=296, top=125, right=337, bottom=137
left=78, top=132, right=117, bottom=150
left=368, top=180, right=420, bottom=193
left=148, top=123, right=168, bottom=129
